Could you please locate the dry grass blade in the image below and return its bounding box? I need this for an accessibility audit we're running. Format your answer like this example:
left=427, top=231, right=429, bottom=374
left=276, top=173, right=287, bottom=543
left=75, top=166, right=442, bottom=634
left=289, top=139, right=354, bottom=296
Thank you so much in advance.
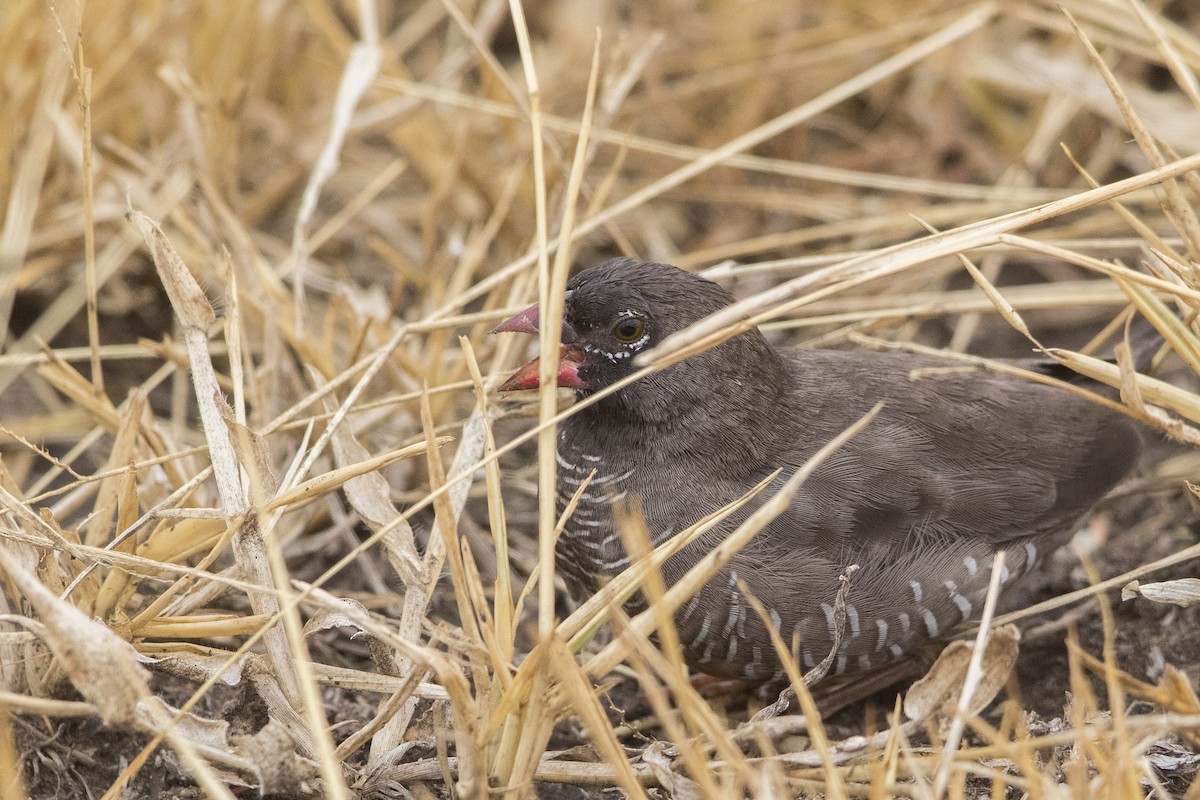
left=367, top=400, right=489, bottom=768
left=126, top=209, right=301, bottom=700
left=550, top=634, right=648, bottom=798
left=316, top=375, right=423, bottom=585
left=4, top=0, right=1200, bottom=796
left=0, top=548, right=238, bottom=799
left=1046, top=348, right=1200, bottom=429
left=0, top=2, right=78, bottom=344
left=802, top=565, right=858, bottom=688
left=930, top=551, right=1012, bottom=795
left=642, top=152, right=1200, bottom=369
left=1116, top=278, right=1200, bottom=374
left=287, top=0, right=382, bottom=333
left=740, top=588, right=848, bottom=800
left=461, top=339, right=517, bottom=665
left=1063, top=7, right=1200, bottom=261
left=265, top=437, right=447, bottom=513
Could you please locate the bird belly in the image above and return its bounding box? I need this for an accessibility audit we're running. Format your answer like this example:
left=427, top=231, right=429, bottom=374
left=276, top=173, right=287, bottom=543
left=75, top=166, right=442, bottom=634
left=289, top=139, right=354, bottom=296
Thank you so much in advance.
left=672, top=538, right=1044, bottom=681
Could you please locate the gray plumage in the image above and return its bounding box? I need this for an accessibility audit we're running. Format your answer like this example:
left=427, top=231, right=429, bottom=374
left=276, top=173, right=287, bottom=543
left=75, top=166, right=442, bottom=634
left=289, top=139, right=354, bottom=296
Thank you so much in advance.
left=498, top=258, right=1143, bottom=681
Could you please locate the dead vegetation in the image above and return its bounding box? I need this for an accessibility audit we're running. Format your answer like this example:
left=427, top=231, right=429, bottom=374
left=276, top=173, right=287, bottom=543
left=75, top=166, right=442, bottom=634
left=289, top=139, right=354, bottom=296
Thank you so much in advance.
left=1, top=0, right=1200, bottom=797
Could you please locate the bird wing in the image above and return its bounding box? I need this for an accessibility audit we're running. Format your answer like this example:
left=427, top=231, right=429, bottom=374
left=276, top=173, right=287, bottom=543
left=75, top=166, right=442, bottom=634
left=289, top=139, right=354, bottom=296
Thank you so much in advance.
left=762, top=348, right=1142, bottom=557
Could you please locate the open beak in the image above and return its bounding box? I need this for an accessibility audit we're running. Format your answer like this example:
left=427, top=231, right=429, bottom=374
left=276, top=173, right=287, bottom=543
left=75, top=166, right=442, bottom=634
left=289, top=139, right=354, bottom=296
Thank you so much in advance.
left=493, top=302, right=587, bottom=391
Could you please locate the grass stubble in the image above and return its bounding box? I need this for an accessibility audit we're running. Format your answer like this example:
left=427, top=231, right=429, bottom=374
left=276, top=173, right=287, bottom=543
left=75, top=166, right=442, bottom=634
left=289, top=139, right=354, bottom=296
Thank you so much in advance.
left=1, top=0, right=1200, bottom=797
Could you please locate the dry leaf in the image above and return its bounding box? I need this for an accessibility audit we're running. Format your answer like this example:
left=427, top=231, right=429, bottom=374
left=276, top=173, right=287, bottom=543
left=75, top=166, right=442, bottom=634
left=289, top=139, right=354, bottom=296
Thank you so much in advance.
left=0, top=547, right=149, bottom=727
left=1122, top=578, right=1200, bottom=607
left=303, top=598, right=400, bottom=677
left=904, top=624, right=1020, bottom=722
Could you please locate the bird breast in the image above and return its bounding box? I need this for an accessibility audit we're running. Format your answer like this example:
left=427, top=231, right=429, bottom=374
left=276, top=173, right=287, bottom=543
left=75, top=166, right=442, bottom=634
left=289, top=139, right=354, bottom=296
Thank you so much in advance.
left=553, top=446, right=645, bottom=595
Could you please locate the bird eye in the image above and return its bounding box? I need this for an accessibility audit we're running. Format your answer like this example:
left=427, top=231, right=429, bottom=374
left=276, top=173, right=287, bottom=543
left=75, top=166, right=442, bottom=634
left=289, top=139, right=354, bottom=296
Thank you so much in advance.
left=612, top=317, right=645, bottom=342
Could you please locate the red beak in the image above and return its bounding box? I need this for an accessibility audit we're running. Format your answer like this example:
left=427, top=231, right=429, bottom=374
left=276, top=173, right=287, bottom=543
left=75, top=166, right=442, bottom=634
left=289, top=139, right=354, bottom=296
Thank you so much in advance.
left=497, top=345, right=586, bottom=391
left=491, top=303, right=540, bottom=335
left=494, top=302, right=588, bottom=391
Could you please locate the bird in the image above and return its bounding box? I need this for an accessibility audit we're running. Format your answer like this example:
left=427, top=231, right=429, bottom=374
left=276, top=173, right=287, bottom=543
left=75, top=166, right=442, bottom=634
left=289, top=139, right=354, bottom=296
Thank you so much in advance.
left=493, top=257, right=1145, bottom=682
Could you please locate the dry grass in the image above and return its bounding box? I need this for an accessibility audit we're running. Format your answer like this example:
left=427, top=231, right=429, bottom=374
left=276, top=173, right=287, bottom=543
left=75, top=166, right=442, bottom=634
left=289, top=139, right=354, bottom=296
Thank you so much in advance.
left=2, top=0, right=1200, bottom=797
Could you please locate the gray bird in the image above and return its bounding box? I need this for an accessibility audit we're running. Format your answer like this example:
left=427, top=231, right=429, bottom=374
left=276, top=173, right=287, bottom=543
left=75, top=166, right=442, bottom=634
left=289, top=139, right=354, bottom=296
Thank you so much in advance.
left=495, top=258, right=1143, bottom=681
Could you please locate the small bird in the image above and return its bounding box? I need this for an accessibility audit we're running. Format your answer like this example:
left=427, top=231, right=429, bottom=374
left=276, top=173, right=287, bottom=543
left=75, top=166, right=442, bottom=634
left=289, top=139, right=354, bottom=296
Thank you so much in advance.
left=495, top=258, right=1144, bottom=681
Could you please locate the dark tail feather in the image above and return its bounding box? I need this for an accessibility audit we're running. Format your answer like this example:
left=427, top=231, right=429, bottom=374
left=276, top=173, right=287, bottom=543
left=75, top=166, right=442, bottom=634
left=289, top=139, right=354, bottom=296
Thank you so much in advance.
left=1031, top=313, right=1164, bottom=386
left=1124, top=314, right=1166, bottom=374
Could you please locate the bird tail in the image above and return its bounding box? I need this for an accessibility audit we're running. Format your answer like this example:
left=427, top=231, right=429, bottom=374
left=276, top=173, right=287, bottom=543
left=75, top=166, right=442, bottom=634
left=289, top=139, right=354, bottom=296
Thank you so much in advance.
left=1123, top=314, right=1165, bottom=375
left=1031, top=313, right=1164, bottom=386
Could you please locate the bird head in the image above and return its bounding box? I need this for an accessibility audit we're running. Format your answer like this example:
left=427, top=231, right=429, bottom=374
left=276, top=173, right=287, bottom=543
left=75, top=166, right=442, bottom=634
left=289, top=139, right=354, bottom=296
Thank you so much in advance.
left=493, top=258, right=785, bottom=427
left=493, top=259, right=732, bottom=393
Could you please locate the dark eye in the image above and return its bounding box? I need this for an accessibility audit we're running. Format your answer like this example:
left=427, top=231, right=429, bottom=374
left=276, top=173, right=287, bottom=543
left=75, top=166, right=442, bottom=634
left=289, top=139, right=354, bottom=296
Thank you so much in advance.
left=612, top=317, right=645, bottom=342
